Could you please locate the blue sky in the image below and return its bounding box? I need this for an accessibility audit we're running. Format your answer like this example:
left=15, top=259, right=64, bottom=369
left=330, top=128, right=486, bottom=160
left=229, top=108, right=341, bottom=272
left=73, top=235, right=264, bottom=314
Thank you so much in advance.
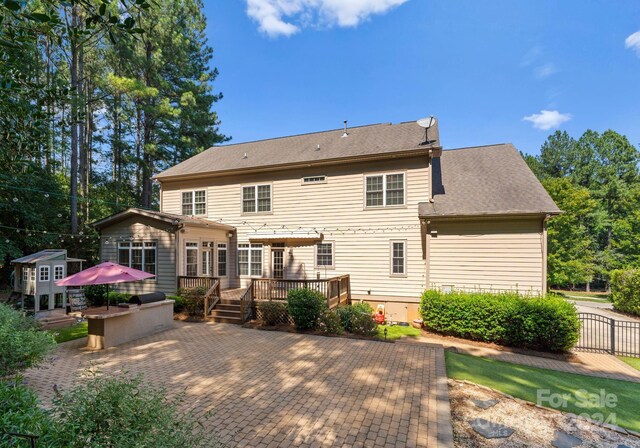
left=203, top=1, right=640, bottom=156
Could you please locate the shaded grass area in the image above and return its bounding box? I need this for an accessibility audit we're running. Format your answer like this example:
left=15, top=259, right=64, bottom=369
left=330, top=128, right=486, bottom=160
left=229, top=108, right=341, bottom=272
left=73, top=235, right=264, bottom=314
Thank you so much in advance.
left=376, top=324, right=421, bottom=341
left=618, top=356, right=640, bottom=372
left=445, top=351, right=640, bottom=432
left=52, top=321, right=88, bottom=343
left=552, top=290, right=611, bottom=302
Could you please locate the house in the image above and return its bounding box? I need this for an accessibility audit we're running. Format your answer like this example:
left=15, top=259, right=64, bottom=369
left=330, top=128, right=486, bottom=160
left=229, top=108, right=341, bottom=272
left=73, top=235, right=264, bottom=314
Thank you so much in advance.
left=94, top=119, right=561, bottom=323
left=10, top=249, right=83, bottom=314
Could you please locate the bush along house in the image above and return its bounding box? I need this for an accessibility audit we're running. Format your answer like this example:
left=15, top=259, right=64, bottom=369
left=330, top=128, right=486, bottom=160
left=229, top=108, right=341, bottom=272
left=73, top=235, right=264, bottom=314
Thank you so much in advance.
left=93, top=118, right=561, bottom=323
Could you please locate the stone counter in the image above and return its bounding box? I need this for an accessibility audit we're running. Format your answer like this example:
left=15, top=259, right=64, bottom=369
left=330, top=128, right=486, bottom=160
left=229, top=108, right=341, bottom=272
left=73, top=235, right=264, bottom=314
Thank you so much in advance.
left=85, top=300, right=174, bottom=349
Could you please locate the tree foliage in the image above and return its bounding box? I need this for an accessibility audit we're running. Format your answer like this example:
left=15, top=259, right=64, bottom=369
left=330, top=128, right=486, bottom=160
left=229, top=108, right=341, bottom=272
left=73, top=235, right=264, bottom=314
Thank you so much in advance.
left=0, top=0, right=225, bottom=282
left=526, top=130, right=640, bottom=289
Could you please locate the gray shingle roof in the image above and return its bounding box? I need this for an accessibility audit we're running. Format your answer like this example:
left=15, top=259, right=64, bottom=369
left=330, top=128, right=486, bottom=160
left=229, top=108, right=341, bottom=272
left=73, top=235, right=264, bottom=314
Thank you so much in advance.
left=419, top=144, right=561, bottom=218
left=12, top=249, right=67, bottom=264
left=92, top=208, right=235, bottom=231
left=155, top=120, right=440, bottom=180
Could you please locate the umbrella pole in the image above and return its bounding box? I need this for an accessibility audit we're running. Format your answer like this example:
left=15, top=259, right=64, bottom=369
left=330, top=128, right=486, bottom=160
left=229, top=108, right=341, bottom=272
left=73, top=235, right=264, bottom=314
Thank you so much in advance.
left=106, top=284, right=109, bottom=310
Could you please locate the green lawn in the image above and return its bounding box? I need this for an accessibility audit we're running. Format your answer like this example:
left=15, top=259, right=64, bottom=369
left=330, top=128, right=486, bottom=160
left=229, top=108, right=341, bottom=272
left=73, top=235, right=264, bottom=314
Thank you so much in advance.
left=445, top=351, right=640, bottom=432
left=376, top=324, right=421, bottom=341
left=552, top=289, right=611, bottom=302
left=52, top=321, right=88, bottom=343
left=618, top=356, right=640, bottom=372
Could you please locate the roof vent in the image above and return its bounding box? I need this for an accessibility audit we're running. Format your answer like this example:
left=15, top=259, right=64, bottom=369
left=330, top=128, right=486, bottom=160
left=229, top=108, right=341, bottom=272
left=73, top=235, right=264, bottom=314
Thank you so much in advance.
left=316, top=144, right=320, bottom=151
left=243, top=152, right=247, bottom=159
left=341, top=120, right=348, bottom=138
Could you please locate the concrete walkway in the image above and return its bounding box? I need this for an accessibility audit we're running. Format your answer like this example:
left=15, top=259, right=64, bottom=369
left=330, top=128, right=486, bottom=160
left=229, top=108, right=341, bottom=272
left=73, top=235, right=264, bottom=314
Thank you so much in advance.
left=401, top=332, right=640, bottom=383
left=25, top=322, right=453, bottom=448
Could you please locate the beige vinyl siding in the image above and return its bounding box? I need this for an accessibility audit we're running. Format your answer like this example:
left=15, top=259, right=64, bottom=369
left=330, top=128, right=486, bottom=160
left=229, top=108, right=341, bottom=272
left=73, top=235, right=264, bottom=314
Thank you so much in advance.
left=99, top=216, right=177, bottom=295
left=161, top=156, right=430, bottom=300
left=428, top=218, right=545, bottom=295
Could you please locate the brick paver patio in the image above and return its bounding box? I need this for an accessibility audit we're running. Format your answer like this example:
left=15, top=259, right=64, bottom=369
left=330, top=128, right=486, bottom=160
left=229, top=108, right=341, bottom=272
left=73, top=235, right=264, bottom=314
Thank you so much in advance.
left=24, top=322, right=453, bottom=448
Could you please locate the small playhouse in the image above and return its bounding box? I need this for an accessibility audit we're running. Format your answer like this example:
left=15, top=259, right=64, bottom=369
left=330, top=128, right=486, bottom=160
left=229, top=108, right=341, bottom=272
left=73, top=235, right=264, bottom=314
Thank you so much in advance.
left=10, top=249, right=84, bottom=314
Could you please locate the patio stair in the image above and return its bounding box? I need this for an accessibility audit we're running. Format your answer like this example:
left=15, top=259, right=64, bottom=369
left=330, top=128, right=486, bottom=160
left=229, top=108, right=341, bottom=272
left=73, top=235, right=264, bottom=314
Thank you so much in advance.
left=208, top=288, right=247, bottom=324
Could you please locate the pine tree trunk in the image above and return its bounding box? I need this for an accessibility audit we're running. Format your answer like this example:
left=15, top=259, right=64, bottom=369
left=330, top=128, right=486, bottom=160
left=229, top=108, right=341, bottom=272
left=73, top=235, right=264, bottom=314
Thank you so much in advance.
left=69, top=4, right=79, bottom=234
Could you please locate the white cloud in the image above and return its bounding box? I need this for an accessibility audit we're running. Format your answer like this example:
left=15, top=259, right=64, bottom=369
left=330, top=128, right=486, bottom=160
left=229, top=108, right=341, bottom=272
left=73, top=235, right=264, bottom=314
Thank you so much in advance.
left=523, top=110, right=572, bottom=131
left=625, top=30, right=640, bottom=56
left=535, top=63, right=557, bottom=79
left=245, top=0, right=408, bottom=37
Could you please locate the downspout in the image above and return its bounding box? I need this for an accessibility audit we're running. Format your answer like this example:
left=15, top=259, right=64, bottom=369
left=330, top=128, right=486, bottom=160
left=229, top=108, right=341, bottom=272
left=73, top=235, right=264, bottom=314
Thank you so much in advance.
left=542, top=214, right=550, bottom=294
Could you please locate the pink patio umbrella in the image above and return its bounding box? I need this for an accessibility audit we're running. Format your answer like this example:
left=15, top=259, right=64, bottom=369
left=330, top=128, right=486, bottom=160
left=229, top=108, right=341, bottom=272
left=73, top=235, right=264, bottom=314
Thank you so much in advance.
left=55, top=262, right=155, bottom=309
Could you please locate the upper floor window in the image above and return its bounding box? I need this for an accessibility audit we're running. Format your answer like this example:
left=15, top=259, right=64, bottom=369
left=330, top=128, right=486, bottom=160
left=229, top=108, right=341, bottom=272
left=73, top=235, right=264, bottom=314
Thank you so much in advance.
left=303, top=175, right=326, bottom=184
left=119, top=241, right=157, bottom=276
left=39, top=266, right=50, bottom=282
left=365, top=173, right=405, bottom=207
left=242, top=185, right=271, bottom=213
left=54, top=265, right=65, bottom=281
left=182, top=190, right=206, bottom=216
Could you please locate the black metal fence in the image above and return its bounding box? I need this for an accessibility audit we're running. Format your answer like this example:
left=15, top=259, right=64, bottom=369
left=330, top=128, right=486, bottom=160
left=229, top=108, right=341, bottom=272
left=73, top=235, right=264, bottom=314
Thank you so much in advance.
left=576, top=313, right=640, bottom=357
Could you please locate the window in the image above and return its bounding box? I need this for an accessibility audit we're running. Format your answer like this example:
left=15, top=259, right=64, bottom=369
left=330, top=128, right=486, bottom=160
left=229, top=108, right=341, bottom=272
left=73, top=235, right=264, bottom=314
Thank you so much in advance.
left=238, top=243, right=262, bottom=277
left=39, top=266, right=50, bottom=282
left=181, top=190, right=206, bottom=215
left=315, top=242, right=334, bottom=268
left=54, top=265, right=65, bottom=281
left=30, top=268, right=35, bottom=282
left=202, top=242, right=213, bottom=276
left=217, top=243, right=227, bottom=276
left=118, top=241, right=157, bottom=275
left=303, top=175, right=326, bottom=184
left=390, top=241, right=406, bottom=276
left=242, top=185, right=271, bottom=213
left=365, top=173, right=405, bottom=207
left=22, top=268, right=28, bottom=283
left=39, top=294, right=49, bottom=310
left=185, top=242, right=198, bottom=277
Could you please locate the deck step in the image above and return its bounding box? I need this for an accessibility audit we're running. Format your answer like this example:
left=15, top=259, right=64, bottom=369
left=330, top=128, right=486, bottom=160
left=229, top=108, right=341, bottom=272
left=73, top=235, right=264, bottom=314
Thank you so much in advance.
left=209, top=316, right=243, bottom=324
left=210, top=309, right=241, bottom=319
left=215, top=303, right=240, bottom=311
left=218, top=298, right=241, bottom=305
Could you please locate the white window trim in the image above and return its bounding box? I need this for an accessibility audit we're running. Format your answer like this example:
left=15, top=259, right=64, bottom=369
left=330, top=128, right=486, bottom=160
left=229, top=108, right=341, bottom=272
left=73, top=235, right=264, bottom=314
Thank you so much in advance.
left=185, top=241, right=199, bottom=277
left=389, top=240, right=407, bottom=277
left=118, top=241, right=157, bottom=281
left=181, top=190, right=207, bottom=216
left=54, top=265, right=65, bottom=281
left=237, top=243, right=263, bottom=278
left=30, top=268, right=35, bottom=281
left=241, top=184, right=272, bottom=214
left=301, top=175, right=327, bottom=185
left=39, top=265, right=50, bottom=282
left=314, top=241, right=335, bottom=270
left=364, top=171, right=406, bottom=208
left=217, top=243, right=228, bottom=277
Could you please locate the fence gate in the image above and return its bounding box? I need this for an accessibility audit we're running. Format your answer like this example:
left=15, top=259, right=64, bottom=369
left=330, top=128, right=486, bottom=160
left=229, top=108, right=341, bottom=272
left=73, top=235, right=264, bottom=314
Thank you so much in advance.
left=576, top=313, right=640, bottom=358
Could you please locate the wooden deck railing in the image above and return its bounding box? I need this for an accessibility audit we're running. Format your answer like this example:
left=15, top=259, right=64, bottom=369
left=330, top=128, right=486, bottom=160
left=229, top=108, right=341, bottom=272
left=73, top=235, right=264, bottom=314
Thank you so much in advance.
left=203, top=279, right=221, bottom=316
left=177, top=276, right=218, bottom=290
left=239, top=281, right=254, bottom=322
left=253, top=275, right=350, bottom=308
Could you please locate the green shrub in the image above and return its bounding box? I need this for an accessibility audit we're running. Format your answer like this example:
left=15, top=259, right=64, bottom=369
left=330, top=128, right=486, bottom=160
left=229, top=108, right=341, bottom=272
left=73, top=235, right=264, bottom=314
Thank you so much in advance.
left=168, top=295, right=184, bottom=312
left=350, top=307, right=377, bottom=337
left=83, top=284, right=107, bottom=307
left=177, top=286, right=208, bottom=316
left=419, top=290, right=580, bottom=352
left=317, top=308, right=344, bottom=335
left=259, top=301, right=288, bottom=326
left=45, top=371, right=223, bottom=447
left=0, top=304, right=56, bottom=376
left=336, top=302, right=374, bottom=334
left=0, top=378, right=51, bottom=444
left=287, top=288, right=326, bottom=331
left=611, top=269, right=640, bottom=316
left=107, top=292, right=131, bottom=303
